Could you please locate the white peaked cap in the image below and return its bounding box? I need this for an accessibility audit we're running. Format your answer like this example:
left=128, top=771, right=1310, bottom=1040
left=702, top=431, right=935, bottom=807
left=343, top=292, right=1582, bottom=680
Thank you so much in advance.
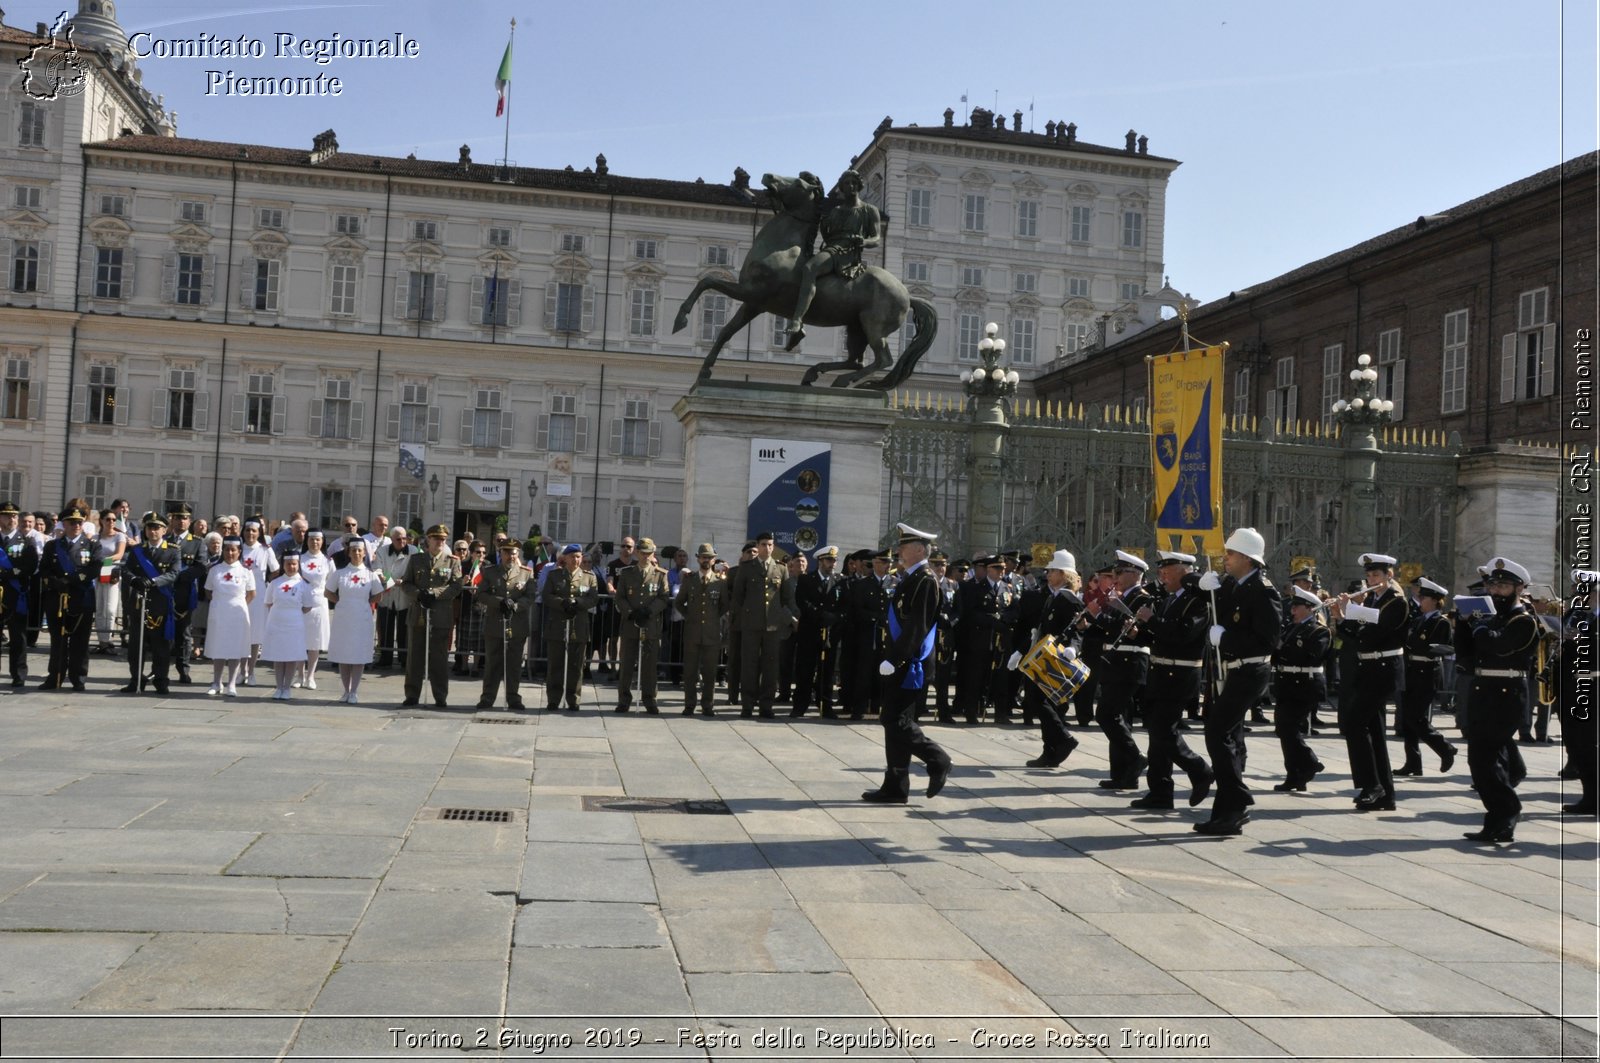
left=1359, top=552, right=1398, bottom=568
left=1415, top=576, right=1448, bottom=598
left=895, top=522, right=937, bottom=545
left=1291, top=585, right=1322, bottom=608
left=1114, top=549, right=1148, bottom=571
left=1156, top=549, right=1196, bottom=565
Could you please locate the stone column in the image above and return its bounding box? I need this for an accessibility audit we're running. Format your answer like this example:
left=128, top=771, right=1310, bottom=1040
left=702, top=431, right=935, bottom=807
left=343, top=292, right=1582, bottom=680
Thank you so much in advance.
left=1455, top=445, right=1561, bottom=589
left=1338, top=423, right=1381, bottom=588
left=966, top=393, right=1009, bottom=557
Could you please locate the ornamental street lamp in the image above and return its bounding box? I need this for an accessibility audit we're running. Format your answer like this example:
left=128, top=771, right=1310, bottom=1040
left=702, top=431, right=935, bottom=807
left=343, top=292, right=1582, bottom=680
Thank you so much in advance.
left=958, top=321, right=1021, bottom=406
left=1330, top=353, right=1392, bottom=585
left=1330, top=353, right=1395, bottom=427
left=427, top=472, right=440, bottom=520
left=958, top=321, right=1019, bottom=555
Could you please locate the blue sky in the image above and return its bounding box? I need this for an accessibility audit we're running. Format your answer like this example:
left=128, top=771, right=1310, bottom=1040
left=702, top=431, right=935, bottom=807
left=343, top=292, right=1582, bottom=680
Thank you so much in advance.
left=112, top=0, right=1597, bottom=301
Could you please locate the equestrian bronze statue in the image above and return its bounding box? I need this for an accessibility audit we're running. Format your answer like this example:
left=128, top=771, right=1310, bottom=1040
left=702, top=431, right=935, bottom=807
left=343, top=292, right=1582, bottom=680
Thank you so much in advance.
left=673, top=170, right=937, bottom=389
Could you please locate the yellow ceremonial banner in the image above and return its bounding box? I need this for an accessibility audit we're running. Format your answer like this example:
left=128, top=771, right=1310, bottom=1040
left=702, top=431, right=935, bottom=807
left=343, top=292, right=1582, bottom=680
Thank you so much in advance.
left=1148, top=346, right=1225, bottom=556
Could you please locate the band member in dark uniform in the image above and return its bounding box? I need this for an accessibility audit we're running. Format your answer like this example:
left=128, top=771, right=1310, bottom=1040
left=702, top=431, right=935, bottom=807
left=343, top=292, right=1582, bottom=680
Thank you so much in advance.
left=1080, top=551, right=1156, bottom=790
left=792, top=545, right=839, bottom=717
left=0, top=501, right=38, bottom=687
left=1397, top=577, right=1459, bottom=776
left=121, top=512, right=182, bottom=694
left=1463, top=557, right=1541, bottom=842
left=1072, top=563, right=1115, bottom=727
left=1016, top=550, right=1085, bottom=769
left=1561, top=569, right=1598, bottom=816
left=1195, top=528, right=1282, bottom=835
left=1130, top=551, right=1214, bottom=809
left=1329, top=552, right=1410, bottom=811
left=954, top=556, right=1016, bottom=723
left=39, top=502, right=97, bottom=691
left=861, top=524, right=951, bottom=804
left=1273, top=586, right=1331, bottom=791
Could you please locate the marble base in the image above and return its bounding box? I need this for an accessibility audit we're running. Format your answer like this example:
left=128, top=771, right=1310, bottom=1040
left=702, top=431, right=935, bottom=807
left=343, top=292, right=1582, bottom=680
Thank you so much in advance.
left=673, top=381, right=894, bottom=555
left=1454, top=446, right=1561, bottom=589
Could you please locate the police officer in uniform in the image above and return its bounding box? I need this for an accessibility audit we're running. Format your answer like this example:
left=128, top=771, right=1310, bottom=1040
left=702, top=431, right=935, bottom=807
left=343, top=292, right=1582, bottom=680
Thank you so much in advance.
left=792, top=545, right=839, bottom=717
left=399, top=524, right=463, bottom=707
left=1273, top=585, right=1330, bottom=790
left=861, top=524, right=951, bottom=804
left=1015, top=550, right=1085, bottom=769
left=1080, top=551, right=1156, bottom=789
left=953, top=556, right=1016, bottom=723
left=1329, top=552, right=1410, bottom=811
left=164, top=503, right=201, bottom=682
left=39, top=503, right=97, bottom=691
left=121, top=512, right=182, bottom=694
left=678, top=543, right=725, bottom=716
left=0, top=501, right=38, bottom=687
left=1130, top=551, right=1214, bottom=809
left=731, top=530, right=796, bottom=719
left=1396, top=577, right=1459, bottom=776
left=477, top=541, right=537, bottom=711
left=928, top=553, right=959, bottom=721
left=1195, top=528, right=1282, bottom=835
left=615, top=538, right=671, bottom=713
left=544, top=544, right=600, bottom=711
left=1463, top=557, right=1540, bottom=842
left=843, top=550, right=893, bottom=720
left=1560, top=570, right=1598, bottom=816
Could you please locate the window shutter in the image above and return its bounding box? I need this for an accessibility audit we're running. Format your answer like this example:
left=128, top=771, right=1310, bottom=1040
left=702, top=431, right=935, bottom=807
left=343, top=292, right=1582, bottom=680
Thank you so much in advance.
left=536, top=414, right=549, bottom=451
left=153, top=388, right=169, bottom=429
left=349, top=401, right=365, bottom=441
left=426, top=406, right=441, bottom=443
left=430, top=273, right=447, bottom=321
left=499, top=411, right=514, bottom=450
left=574, top=416, right=589, bottom=454
left=230, top=392, right=246, bottom=431
left=112, top=386, right=129, bottom=426
left=161, top=251, right=178, bottom=303
left=1539, top=323, right=1556, bottom=396
left=270, top=395, right=286, bottom=435
left=608, top=418, right=623, bottom=455
left=200, top=254, right=216, bottom=306
left=193, top=390, right=209, bottom=433
left=395, top=273, right=410, bottom=319
left=1265, top=389, right=1280, bottom=427
left=385, top=402, right=400, bottom=440
left=459, top=407, right=473, bottom=446
left=123, top=250, right=136, bottom=299
left=544, top=281, right=559, bottom=330
left=1286, top=384, right=1298, bottom=424
left=308, top=397, right=324, bottom=437
left=240, top=257, right=257, bottom=307
left=1499, top=333, right=1517, bottom=402
left=34, top=241, right=50, bottom=293
left=310, top=488, right=323, bottom=527
left=581, top=286, right=596, bottom=332
left=70, top=384, right=86, bottom=423
left=648, top=421, right=662, bottom=458
left=1389, top=361, right=1405, bottom=421
left=506, top=279, right=522, bottom=328
left=469, top=276, right=484, bottom=324
left=25, top=380, right=42, bottom=420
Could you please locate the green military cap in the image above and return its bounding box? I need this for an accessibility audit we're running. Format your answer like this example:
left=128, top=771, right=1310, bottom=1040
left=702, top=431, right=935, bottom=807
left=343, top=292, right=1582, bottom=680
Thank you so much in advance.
left=637, top=538, right=657, bottom=554
left=696, top=542, right=717, bottom=558
left=426, top=523, right=451, bottom=540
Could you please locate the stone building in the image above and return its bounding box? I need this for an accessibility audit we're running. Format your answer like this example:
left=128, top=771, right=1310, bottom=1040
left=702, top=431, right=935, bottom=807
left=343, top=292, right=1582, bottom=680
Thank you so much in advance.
left=1, top=4, right=1189, bottom=546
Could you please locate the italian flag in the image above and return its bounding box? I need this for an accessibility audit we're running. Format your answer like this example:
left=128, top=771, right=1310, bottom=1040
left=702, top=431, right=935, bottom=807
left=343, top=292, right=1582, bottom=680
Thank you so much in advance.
left=495, top=38, right=512, bottom=116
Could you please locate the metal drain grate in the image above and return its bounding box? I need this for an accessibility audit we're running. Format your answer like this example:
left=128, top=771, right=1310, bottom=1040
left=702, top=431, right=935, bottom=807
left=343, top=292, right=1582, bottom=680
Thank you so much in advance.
left=472, top=715, right=528, bottom=724
left=437, top=807, right=515, bottom=823
left=581, top=796, right=732, bottom=816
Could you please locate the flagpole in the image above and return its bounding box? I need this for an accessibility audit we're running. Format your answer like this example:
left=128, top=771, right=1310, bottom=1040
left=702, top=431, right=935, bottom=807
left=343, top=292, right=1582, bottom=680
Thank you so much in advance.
left=501, top=18, right=515, bottom=173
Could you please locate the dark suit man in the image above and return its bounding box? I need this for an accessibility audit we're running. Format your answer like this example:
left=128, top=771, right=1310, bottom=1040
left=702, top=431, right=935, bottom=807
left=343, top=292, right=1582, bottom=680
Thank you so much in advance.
left=730, top=530, right=797, bottom=718
left=543, top=545, right=600, bottom=711
left=399, top=524, right=463, bottom=707
left=121, top=513, right=182, bottom=694
left=0, top=501, right=39, bottom=687
left=40, top=504, right=97, bottom=690
left=1559, top=571, right=1598, bottom=816
left=1130, top=551, right=1213, bottom=809
left=791, top=545, right=840, bottom=717
left=953, top=557, right=1017, bottom=723
left=1080, top=551, right=1158, bottom=788
left=862, top=524, right=951, bottom=804
left=477, top=542, right=538, bottom=710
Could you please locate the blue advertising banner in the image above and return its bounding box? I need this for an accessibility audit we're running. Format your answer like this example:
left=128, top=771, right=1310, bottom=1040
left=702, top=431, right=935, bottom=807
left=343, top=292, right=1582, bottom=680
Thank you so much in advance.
left=747, top=438, right=830, bottom=559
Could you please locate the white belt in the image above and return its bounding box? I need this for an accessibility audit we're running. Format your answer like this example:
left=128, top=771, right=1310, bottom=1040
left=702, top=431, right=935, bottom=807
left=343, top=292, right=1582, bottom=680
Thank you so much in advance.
left=1110, top=645, right=1150, bottom=654
left=1276, top=665, right=1323, bottom=674
left=1150, top=656, right=1202, bottom=668
left=1358, top=648, right=1404, bottom=661
left=1223, top=656, right=1272, bottom=668
left=1476, top=668, right=1527, bottom=679
left=1407, top=653, right=1451, bottom=662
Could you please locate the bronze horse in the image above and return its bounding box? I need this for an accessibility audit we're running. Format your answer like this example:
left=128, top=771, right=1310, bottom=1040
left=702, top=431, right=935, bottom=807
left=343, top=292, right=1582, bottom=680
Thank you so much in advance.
left=672, top=172, right=937, bottom=389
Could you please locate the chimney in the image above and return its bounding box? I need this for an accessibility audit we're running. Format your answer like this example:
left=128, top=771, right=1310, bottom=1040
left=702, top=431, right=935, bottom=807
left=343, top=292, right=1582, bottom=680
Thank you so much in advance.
left=310, top=129, right=338, bottom=164
left=1045, top=120, right=1056, bottom=138
left=1013, top=110, right=1023, bottom=131
left=459, top=143, right=471, bottom=166
left=731, top=166, right=750, bottom=191
left=943, top=107, right=955, bottom=128
left=1137, top=135, right=1148, bottom=155
left=594, top=152, right=608, bottom=176
left=1125, top=129, right=1137, bottom=152
left=1065, top=122, right=1076, bottom=143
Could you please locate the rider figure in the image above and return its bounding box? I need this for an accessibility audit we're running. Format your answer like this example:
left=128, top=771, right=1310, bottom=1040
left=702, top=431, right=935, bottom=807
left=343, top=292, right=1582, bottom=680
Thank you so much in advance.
left=786, top=168, right=880, bottom=351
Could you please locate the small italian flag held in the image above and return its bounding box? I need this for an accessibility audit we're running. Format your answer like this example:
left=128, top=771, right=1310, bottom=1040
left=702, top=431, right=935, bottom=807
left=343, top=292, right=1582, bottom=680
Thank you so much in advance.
left=494, top=38, right=512, bottom=116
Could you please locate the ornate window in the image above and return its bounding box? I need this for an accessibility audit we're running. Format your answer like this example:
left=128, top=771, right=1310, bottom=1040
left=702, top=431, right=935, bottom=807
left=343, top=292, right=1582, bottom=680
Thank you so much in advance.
left=907, top=188, right=932, bottom=227
left=629, top=287, right=656, bottom=337
left=2, top=355, right=33, bottom=420
left=1009, top=317, right=1036, bottom=365
left=17, top=103, right=45, bottom=147
left=962, top=194, right=986, bottom=232
left=1069, top=205, right=1093, bottom=244
left=1441, top=310, right=1469, bottom=415
left=1502, top=288, right=1554, bottom=402
left=94, top=247, right=125, bottom=299
left=1321, top=344, right=1343, bottom=426
left=329, top=263, right=358, bottom=316
left=1016, top=199, right=1038, bottom=238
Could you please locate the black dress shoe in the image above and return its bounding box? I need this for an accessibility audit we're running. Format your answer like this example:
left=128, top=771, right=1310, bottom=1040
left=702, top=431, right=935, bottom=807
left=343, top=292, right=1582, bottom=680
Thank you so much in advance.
left=1394, top=763, right=1423, bottom=777
left=1355, top=791, right=1396, bottom=812
left=9, top=677, right=22, bottom=688
left=700, top=707, right=715, bottom=716
left=475, top=699, right=494, bottom=709
left=507, top=701, right=526, bottom=712
left=614, top=705, right=630, bottom=713
left=1189, top=774, right=1214, bottom=807
left=1097, top=777, right=1139, bottom=790
left=1272, top=779, right=1307, bottom=792
left=434, top=699, right=447, bottom=708
left=1439, top=747, right=1457, bottom=773
left=71, top=681, right=85, bottom=692
left=1130, top=794, right=1174, bottom=810
left=566, top=702, right=580, bottom=712
left=1563, top=800, right=1597, bottom=816
left=1025, top=752, right=1067, bottom=769
left=860, top=788, right=908, bottom=804
left=37, top=677, right=59, bottom=690
left=401, top=697, right=419, bottom=707
left=644, top=704, right=659, bottom=715
left=758, top=709, right=774, bottom=719
left=1559, top=764, right=1579, bottom=780
left=1463, top=823, right=1515, bottom=843
left=681, top=706, right=695, bottom=716
left=926, top=760, right=951, bottom=798
left=1193, top=813, right=1249, bottom=835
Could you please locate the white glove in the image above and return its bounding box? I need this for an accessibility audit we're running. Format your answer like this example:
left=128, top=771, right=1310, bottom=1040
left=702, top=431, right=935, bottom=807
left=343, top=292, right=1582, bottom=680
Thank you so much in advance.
left=1064, top=646, right=1079, bottom=662
left=1208, top=624, right=1225, bottom=647
left=1006, top=650, right=1022, bottom=671
left=878, top=660, right=895, bottom=676
left=1198, top=571, right=1222, bottom=592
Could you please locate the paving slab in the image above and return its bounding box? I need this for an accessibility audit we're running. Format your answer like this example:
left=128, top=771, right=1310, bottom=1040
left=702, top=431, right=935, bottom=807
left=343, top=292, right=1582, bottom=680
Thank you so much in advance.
left=4, top=827, right=258, bottom=874
left=800, top=901, right=985, bottom=961
left=0, top=930, right=150, bottom=1010
left=341, top=889, right=514, bottom=962
left=77, top=932, right=343, bottom=1011
left=0, top=873, right=291, bottom=932
left=223, top=832, right=402, bottom=878
left=521, top=841, right=657, bottom=903
left=1280, top=944, right=1537, bottom=1013
left=664, top=906, right=843, bottom=973
left=515, top=901, right=668, bottom=948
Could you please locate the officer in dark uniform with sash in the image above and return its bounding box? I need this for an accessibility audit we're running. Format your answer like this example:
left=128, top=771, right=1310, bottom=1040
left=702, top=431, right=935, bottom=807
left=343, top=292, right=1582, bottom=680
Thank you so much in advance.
left=1560, top=569, right=1598, bottom=816
left=1195, top=527, right=1282, bottom=835
left=1130, top=551, right=1214, bottom=809
left=163, top=503, right=201, bottom=683
left=121, top=512, right=182, bottom=694
left=792, top=545, right=839, bottom=718
left=1463, top=557, right=1541, bottom=843
left=1016, top=550, right=1085, bottom=769
left=1080, top=551, right=1156, bottom=790
left=0, top=501, right=38, bottom=687
left=1273, top=585, right=1330, bottom=791
left=1330, top=552, right=1410, bottom=811
left=39, top=503, right=97, bottom=691
left=861, top=524, right=951, bottom=804
left=1397, top=576, right=1459, bottom=776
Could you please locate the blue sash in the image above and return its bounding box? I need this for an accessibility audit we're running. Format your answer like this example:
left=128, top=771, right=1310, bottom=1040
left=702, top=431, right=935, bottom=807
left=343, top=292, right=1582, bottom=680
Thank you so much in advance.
left=885, top=596, right=937, bottom=690
left=130, top=545, right=177, bottom=640
left=0, top=545, right=22, bottom=615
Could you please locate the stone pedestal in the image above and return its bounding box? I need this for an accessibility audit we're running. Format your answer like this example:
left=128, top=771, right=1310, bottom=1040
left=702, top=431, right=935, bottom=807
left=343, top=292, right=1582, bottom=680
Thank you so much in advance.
left=1455, top=445, right=1561, bottom=589
left=673, top=381, right=894, bottom=555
